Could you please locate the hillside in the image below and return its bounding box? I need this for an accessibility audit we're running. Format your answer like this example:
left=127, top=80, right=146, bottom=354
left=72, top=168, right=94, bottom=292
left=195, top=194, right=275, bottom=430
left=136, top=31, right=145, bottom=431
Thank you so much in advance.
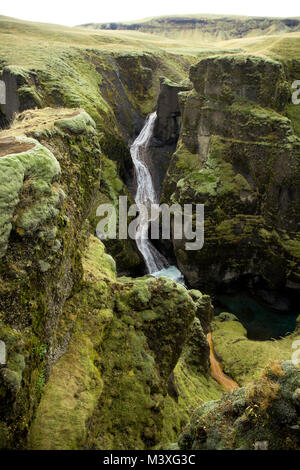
left=80, top=14, right=300, bottom=41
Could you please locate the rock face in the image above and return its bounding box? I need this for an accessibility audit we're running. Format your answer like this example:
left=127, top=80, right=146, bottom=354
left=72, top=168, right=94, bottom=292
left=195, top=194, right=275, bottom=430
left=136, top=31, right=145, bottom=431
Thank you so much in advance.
left=0, top=109, right=103, bottom=448
left=0, top=135, right=64, bottom=259
left=162, top=54, right=300, bottom=293
left=0, top=49, right=192, bottom=275
left=0, top=109, right=213, bottom=450
left=189, top=55, right=289, bottom=111
left=0, top=67, right=43, bottom=124
left=28, top=236, right=199, bottom=450
left=148, top=77, right=192, bottom=198
left=178, top=361, right=300, bottom=450
left=152, top=77, right=192, bottom=146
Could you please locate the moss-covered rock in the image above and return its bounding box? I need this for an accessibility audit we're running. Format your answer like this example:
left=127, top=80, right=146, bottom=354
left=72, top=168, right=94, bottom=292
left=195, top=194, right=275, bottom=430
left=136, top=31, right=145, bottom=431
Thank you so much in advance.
left=1, top=66, right=42, bottom=121
left=178, top=361, right=300, bottom=450
left=0, top=108, right=102, bottom=448
left=28, top=236, right=208, bottom=450
left=162, top=54, right=300, bottom=293
left=190, top=55, right=289, bottom=111
left=211, top=314, right=300, bottom=386
left=0, top=136, right=64, bottom=259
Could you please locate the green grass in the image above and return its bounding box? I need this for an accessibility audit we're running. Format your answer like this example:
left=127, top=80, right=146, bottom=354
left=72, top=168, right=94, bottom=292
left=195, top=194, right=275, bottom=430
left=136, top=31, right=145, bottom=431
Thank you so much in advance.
left=82, top=14, right=300, bottom=47
left=1, top=15, right=300, bottom=70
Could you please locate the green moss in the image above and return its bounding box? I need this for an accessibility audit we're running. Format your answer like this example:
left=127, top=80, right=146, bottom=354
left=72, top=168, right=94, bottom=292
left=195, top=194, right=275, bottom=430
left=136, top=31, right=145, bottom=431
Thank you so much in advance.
left=286, top=104, right=300, bottom=137
left=82, top=235, right=117, bottom=282
left=178, top=361, right=300, bottom=450
left=175, top=142, right=201, bottom=173
left=27, top=236, right=203, bottom=450
left=0, top=136, right=63, bottom=258
left=172, top=136, right=252, bottom=202
left=288, top=98, right=300, bottom=131
left=18, top=85, right=43, bottom=108
left=28, top=325, right=104, bottom=449
left=281, top=237, right=300, bottom=260
left=27, top=240, right=115, bottom=449
left=131, top=281, right=152, bottom=307
left=54, top=111, right=96, bottom=135
left=212, top=316, right=300, bottom=386
left=160, top=356, right=223, bottom=448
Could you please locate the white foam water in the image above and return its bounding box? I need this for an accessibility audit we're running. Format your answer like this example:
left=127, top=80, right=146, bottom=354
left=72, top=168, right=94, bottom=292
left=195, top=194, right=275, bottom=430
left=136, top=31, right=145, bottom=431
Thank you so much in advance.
left=130, top=112, right=167, bottom=273
left=152, top=265, right=186, bottom=286
left=130, top=113, right=186, bottom=287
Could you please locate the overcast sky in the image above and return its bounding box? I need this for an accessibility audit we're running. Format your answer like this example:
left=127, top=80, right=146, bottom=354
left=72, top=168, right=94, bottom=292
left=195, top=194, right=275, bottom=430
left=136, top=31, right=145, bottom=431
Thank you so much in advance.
left=0, top=0, right=299, bottom=27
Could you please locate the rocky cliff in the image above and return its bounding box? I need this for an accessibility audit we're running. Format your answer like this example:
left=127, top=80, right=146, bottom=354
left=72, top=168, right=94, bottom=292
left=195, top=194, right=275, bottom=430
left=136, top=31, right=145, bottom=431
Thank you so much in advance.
left=0, top=108, right=218, bottom=449
left=162, top=54, right=300, bottom=295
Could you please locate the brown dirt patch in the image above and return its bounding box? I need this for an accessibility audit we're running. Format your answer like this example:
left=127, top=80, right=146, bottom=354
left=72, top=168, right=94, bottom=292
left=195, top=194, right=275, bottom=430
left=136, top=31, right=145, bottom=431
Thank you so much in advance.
left=0, top=137, right=34, bottom=157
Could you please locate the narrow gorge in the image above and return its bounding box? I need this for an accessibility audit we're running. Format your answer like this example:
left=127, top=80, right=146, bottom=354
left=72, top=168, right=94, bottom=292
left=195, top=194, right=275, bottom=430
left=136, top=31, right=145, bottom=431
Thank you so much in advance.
left=0, top=13, right=300, bottom=452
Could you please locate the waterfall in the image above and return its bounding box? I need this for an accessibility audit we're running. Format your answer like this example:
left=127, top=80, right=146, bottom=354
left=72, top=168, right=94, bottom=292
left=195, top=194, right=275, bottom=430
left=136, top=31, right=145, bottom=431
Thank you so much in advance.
left=130, top=112, right=168, bottom=273
left=130, top=112, right=185, bottom=285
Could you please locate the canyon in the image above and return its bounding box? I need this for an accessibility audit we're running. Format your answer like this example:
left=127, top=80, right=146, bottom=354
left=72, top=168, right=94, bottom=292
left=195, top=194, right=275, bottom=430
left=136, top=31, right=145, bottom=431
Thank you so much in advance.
left=0, top=14, right=299, bottom=450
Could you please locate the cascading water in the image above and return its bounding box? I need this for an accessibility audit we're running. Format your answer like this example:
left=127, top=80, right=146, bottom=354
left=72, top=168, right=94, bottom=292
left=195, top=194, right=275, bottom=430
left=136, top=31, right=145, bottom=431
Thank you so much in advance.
left=130, top=112, right=167, bottom=273
left=130, top=112, right=185, bottom=285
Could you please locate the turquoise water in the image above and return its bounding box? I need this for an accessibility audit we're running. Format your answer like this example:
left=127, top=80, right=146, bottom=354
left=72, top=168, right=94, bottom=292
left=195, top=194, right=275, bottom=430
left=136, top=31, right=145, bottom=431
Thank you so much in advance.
left=215, top=292, right=299, bottom=340
left=151, top=266, right=298, bottom=341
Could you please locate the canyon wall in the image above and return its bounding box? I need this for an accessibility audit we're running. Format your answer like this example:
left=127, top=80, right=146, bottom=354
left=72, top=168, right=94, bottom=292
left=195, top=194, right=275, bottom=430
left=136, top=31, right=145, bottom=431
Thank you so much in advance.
left=161, top=55, right=300, bottom=294
left=0, top=108, right=217, bottom=449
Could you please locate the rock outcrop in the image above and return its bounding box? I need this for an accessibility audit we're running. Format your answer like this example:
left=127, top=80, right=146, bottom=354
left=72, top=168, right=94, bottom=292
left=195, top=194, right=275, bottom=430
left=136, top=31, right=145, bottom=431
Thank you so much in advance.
left=0, top=109, right=214, bottom=449
left=0, top=108, right=103, bottom=447
left=152, top=77, right=192, bottom=146
left=27, top=236, right=199, bottom=450
left=178, top=361, right=300, bottom=450
left=148, top=77, right=192, bottom=198
left=189, top=55, right=289, bottom=111
left=162, top=54, right=300, bottom=293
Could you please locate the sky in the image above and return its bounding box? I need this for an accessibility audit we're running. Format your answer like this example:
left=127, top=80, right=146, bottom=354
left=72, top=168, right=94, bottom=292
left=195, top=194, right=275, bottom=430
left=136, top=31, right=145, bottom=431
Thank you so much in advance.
left=0, top=0, right=299, bottom=27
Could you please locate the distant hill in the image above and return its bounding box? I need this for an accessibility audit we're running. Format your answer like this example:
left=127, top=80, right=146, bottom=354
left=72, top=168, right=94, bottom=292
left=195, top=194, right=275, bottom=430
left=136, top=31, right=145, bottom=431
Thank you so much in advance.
left=80, top=14, right=300, bottom=40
